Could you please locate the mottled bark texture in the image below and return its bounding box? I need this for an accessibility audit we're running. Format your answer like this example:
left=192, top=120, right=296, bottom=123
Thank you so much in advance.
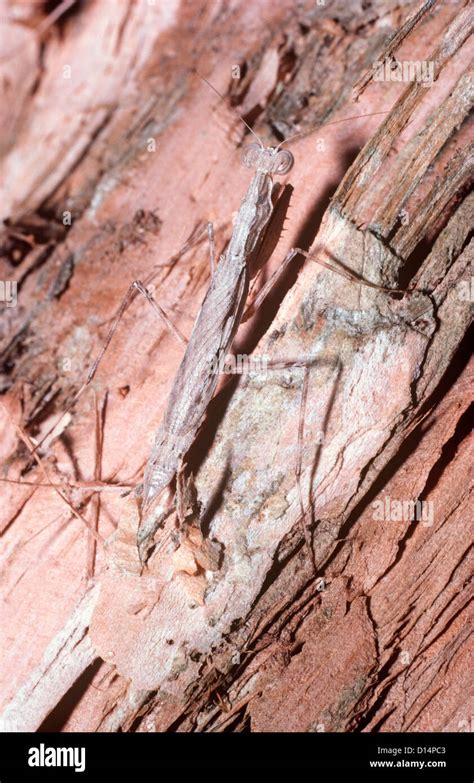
left=0, top=0, right=472, bottom=733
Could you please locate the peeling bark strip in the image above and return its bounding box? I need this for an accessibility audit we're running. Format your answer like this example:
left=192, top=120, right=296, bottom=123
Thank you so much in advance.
left=334, top=5, right=474, bottom=218
left=0, top=585, right=99, bottom=732
left=352, top=0, right=440, bottom=101
left=0, top=0, right=472, bottom=732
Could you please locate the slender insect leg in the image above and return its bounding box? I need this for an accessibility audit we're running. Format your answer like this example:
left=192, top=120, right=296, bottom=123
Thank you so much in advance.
left=272, top=355, right=339, bottom=576
left=79, top=219, right=219, bottom=398
left=22, top=221, right=217, bottom=528
left=60, top=219, right=218, bottom=441
left=244, top=244, right=396, bottom=322
left=35, top=280, right=187, bottom=452
left=242, top=249, right=300, bottom=321
left=143, top=221, right=216, bottom=286
left=206, top=222, right=216, bottom=277
left=228, top=354, right=339, bottom=574
left=243, top=244, right=359, bottom=321
left=132, top=281, right=187, bottom=346
left=298, top=245, right=383, bottom=288
left=0, top=400, right=104, bottom=546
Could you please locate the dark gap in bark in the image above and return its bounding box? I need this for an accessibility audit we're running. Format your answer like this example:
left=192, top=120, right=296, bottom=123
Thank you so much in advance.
left=38, top=658, right=102, bottom=732
left=354, top=648, right=403, bottom=731
left=398, top=189, right=472, bottom=290
left=417, top=595, right=472, bottom=659
left=420, top=403, right=473, bottom=501
left=44, top=0, right=85, bottom=32
left=219, top=708, right=248, bottom=732
left=361, top=705, right=398, bottom=732
left=127, top=690, right=159, bottom=733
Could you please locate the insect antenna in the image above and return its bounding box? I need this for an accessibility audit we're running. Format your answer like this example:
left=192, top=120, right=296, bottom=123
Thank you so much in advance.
left=194, top=69, right=264, bottom=148
left=275, top=110, right=392, bottom=151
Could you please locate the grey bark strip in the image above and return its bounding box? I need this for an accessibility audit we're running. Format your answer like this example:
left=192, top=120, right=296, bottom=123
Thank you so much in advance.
left=352, top=0, right=440, bottom=101
left=0, top=584, right=99, bottom=732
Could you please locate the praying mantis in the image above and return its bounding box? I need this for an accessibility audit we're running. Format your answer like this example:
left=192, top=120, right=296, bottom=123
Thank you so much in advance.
left=85, top=74, right=397, bottom=574
left=5, top=72, right=398, bottom=579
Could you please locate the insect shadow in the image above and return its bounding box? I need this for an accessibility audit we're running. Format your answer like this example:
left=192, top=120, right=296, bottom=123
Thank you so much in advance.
left=187, top=143, right=361, bottom=489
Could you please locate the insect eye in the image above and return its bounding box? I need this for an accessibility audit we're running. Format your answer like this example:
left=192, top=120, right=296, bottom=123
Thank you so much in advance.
left=273, top=149, right=294, bottom=175
left=241, top=143, right=262, bottom=169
